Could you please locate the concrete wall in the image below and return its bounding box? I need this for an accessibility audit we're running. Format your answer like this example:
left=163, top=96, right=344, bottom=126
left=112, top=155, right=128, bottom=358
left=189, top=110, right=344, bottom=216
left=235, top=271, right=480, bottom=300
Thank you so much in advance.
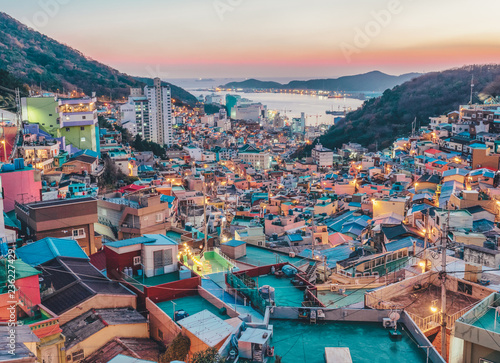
left=146, top=297, right=181, bottom=345
left=59, top=294, right=137, bottom=325
left=197, top=286, right=239, bottom=318
left=66, top=322, right=149, bottom=361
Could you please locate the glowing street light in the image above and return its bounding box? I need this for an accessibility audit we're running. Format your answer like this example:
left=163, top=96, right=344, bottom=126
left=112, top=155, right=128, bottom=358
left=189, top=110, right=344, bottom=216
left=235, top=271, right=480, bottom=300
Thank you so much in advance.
left=1, top=140, right=6, bottom=162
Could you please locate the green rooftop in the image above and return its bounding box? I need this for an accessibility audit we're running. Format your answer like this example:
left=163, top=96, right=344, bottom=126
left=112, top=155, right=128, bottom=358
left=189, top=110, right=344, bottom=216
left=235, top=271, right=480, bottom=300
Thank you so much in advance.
left=255, top=275, right=304, bottom=307
left=157, top=295, right=231, bottom=321
left=0, top=259, right=40, bottom=283
left=270, top=319, right=427, bottom=362
left=317, top=289, right=369, bottom=308
left=237, top=245, right=306, bottom=266
left=133, top=271, right=180, bottom=286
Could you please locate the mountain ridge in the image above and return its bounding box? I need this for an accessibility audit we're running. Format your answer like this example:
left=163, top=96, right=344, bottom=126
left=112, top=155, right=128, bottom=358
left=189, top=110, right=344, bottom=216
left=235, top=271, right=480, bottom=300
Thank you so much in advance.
left=222, top=71, right=422, bottom=92
left=295, top=64, right=500, bottom=157
left=0, top=12, right=197, bottom=105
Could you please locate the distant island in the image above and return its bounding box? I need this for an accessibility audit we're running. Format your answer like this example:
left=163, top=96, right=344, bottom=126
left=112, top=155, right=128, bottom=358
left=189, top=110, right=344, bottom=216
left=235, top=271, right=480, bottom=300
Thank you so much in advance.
left=221, top=71, right=422, bottom=93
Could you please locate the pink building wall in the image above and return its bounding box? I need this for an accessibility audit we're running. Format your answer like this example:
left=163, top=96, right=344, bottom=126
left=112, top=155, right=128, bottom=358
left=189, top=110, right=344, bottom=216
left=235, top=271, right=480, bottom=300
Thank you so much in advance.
left=1, top=168, right=42, bottom=211
left=16, top=274, right=41, bottom=306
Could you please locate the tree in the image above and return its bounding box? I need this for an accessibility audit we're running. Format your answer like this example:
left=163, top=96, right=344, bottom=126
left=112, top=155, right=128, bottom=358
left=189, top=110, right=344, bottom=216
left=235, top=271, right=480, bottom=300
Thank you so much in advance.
left=191, top=347, right=226, bottom=363
left=160, top=333, right=191, bottom=363
left=98, top=156, right=121, bottom=190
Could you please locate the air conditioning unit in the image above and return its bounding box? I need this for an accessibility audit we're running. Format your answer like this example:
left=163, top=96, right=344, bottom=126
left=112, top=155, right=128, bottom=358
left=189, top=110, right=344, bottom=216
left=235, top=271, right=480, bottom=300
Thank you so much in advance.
left=383, top=318, right=395, bottom=328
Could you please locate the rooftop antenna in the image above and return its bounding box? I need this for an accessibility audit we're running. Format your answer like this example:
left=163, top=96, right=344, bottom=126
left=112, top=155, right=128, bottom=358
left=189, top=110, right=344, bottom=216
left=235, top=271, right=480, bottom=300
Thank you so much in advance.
left=469, top=75, right=474, bottom=105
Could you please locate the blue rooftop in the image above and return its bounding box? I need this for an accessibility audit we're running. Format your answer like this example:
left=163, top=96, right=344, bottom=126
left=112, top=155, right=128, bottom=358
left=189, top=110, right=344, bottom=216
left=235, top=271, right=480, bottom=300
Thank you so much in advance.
left=223, top=239, right=246, bottom=247
left=106, top=234, right=177, bottom=248
left=288, top=234, right=303, bottom=242
left=385, top=236, right=424, bottom=251
left=300, top=245, right=353, bottom=268
left=16, top=237, right=88, bottom=266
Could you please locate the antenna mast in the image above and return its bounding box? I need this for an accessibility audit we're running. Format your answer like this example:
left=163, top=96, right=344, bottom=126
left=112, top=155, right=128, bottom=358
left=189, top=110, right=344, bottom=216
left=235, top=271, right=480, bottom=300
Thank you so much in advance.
left=469, top=75, right=474, bottom=105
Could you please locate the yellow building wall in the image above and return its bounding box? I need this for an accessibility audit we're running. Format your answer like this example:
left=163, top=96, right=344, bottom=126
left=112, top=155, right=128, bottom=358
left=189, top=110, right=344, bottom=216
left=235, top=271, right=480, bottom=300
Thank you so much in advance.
left=66, top=323, right=149, bottom=361
left=372, top=200, right=406, bottom=219
left=59, top=294, right=137, bottom=325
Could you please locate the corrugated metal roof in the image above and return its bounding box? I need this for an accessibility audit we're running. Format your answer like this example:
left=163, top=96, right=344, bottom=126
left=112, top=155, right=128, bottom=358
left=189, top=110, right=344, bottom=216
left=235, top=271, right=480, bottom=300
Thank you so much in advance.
left=16, top=237, right=88, bottom=266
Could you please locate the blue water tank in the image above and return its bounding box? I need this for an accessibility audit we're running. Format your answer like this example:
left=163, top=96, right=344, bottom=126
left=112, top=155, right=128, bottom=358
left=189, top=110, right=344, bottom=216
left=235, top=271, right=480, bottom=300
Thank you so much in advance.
left=14, top=158, right=24, bottom=170
left=2, top=164, right=15, bottom=172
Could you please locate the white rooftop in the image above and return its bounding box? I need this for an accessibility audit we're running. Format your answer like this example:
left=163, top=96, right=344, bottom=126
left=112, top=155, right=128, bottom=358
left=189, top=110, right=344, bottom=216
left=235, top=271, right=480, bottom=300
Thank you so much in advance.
left=238, top=327, right=272, bottom=345
left=178, top=310, right=233, bottom=347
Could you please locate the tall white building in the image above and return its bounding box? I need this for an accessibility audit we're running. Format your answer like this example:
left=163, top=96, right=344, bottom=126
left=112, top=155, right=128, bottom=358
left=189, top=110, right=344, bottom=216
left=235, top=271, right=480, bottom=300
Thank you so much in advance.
left=119, top=92, right=149, bottom=139
left=312, top=143, right=333, bottom=168
left=144, top=78, right=173, bottom=146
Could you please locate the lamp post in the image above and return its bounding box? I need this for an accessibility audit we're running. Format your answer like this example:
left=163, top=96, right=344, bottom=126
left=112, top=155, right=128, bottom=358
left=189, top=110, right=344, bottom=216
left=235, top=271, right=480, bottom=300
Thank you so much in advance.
left=1, top=140, right=6, bottom=162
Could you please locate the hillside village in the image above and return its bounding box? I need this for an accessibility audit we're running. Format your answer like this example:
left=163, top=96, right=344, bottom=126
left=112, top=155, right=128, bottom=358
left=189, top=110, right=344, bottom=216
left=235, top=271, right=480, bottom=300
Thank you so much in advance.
left=2, top=85, right=500, bottom=363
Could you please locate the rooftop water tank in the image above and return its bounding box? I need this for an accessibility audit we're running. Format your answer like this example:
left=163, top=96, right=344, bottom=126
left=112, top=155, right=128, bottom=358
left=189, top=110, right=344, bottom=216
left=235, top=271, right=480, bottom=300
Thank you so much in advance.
left=2, top=164, right=15, bottom=172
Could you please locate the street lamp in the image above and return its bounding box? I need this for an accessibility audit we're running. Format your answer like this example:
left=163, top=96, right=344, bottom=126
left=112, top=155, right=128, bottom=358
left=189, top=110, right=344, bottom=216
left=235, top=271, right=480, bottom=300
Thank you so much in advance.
left=1, top=140, right=6, bottom=162
left=418, top=261, right=426, bottom=274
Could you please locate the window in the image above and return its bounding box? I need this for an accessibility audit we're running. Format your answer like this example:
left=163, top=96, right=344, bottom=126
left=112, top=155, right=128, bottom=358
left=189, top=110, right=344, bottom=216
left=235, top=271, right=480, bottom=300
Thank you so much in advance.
left=65, top=127, right=70, bottom=132
left=156, top=213, right=163, bottom=222
left=80, top=127, right=85, bottom=131
left=458, top=281, right=472, bottom=295
left=81, top=137, right=86, bottom=142
left=158, top=329, right=163, bottom=340
left=153, top=249, right=173, bottom=269
left=72, top=350, right=84, bottom=362
left=72, top=228, right=85, bottom=238
left=82, top=116, right=86, bottom=119
left=49, top=113, right=52, bottom=116
left=133, top=256, right=141, bottom=266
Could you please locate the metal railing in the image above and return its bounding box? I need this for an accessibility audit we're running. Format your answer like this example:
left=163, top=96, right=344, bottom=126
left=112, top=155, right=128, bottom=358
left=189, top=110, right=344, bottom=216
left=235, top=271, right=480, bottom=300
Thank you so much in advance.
left=407, top=311, right=440, bottom=332
left=406, top=301, right=478, bottom=333
left=447, top=301, right=479, bottom=327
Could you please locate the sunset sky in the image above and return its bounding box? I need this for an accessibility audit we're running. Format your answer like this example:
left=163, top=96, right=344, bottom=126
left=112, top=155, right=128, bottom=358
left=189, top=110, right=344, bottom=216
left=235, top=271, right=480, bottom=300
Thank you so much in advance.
left=2, top=0, right=500, bottom=79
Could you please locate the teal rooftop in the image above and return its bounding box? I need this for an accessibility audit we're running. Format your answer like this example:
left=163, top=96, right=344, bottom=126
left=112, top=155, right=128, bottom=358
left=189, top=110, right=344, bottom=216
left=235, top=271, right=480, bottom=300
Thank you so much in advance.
left=236, top=245, right=306, bottom=266
left=157, top=295, right=231, bottom=321
left=270, top=319, right=427, bottom=362
left=16, top=237, right=88, bottom=266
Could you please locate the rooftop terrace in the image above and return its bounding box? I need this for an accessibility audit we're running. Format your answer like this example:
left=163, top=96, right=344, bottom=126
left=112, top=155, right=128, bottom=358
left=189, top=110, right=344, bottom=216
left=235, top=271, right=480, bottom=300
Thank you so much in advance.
left=317, top=289, right=369, bottom=308
left=157, top=295, right=231, bottom=321
left=388, top=284, right=479, bottom=318
left=132, top=271, right=180, bottom=287
left=255, top=274, right=305, bottom=307
left=270, top=319, right=427, bottom=362
left=236, top=245, right=306, bottom=267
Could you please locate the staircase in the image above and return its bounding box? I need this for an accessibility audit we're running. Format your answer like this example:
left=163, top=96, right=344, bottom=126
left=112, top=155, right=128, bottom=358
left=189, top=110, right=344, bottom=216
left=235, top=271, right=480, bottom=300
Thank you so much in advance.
left=304, top=263, right=318, bottom=283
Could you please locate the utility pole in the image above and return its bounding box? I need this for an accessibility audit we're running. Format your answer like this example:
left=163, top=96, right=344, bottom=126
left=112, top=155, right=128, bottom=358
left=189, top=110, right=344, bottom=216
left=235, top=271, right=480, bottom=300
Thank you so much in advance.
left=323, top=256, right=327, bottom=283
left=424, top=211, right=428, bottom=250
left=440, top=211, right=450, bottom=360
left=203, top=180, right=208, bottom=251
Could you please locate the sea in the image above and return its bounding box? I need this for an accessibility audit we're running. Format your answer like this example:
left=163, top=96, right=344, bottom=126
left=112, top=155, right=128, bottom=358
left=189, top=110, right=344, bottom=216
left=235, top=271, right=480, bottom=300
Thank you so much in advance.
left=168, top=78, right=381, bottom=126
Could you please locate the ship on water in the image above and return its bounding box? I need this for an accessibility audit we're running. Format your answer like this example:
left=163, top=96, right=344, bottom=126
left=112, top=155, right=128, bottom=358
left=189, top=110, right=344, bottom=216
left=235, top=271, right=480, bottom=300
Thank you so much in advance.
left=326, top=105, right=348, bottom=116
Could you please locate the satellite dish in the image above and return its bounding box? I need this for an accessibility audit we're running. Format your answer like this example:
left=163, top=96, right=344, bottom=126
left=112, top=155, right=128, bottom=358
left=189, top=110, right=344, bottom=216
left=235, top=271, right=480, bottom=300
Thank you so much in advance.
left=389, top=312, right=400, bottom=322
